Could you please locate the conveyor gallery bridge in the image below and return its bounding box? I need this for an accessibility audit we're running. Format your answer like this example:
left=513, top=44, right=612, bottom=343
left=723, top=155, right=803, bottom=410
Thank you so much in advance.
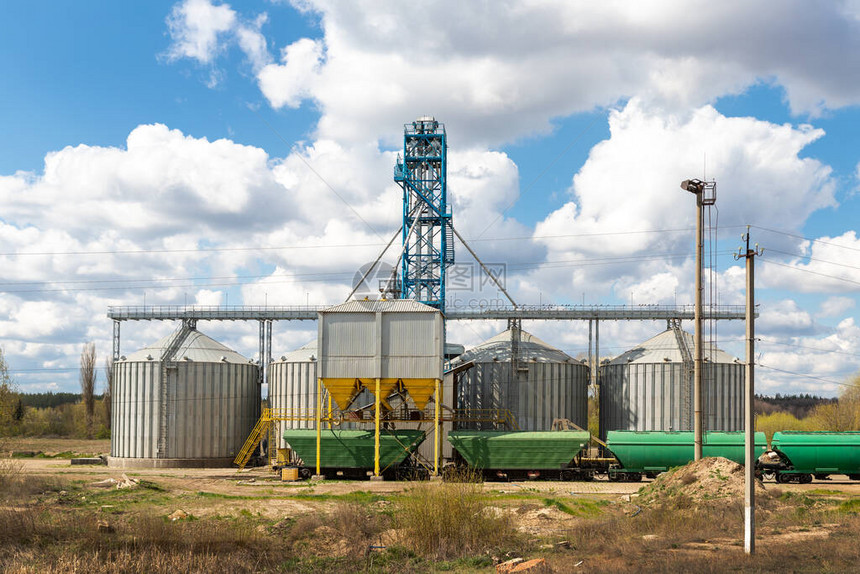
left=107, top=303, right=748, bottom=384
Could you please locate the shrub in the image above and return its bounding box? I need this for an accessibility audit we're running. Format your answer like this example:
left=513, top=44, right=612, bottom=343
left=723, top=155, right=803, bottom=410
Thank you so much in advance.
left=395, top=481, right=522, bottom=560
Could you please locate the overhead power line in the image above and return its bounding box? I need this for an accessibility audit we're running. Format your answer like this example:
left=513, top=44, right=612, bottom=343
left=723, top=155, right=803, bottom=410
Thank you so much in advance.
left=763, top=258, right=860, bottom=288
left=751, top=225, right=860, bottom=253
left=0, top=249, right=734, bottom=295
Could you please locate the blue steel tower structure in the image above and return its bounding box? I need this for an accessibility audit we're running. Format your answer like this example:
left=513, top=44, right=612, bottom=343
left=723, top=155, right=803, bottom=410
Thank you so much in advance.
left=394, top=117, right=454, bottom=313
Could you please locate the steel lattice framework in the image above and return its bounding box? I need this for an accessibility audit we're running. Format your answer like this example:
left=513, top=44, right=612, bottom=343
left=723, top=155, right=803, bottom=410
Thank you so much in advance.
left=394, top=117, right=453, bottom=312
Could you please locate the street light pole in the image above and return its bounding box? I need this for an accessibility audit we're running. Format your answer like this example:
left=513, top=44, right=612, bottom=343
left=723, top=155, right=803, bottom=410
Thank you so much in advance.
left=681, top=179, right=716, bottom=461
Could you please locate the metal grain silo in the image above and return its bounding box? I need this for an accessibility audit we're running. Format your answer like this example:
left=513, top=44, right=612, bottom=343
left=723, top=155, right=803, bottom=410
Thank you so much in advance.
left=268, top=341, right=317, bottom=449
left=598, top=328, right=744, bottom=441
left=451, top=327, right=589, bottom=431
left=110, top=324, right=260, bottom=468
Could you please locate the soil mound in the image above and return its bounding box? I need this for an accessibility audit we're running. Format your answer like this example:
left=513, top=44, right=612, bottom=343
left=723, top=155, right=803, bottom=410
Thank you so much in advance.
left=637, top=456, right=767, bottom=505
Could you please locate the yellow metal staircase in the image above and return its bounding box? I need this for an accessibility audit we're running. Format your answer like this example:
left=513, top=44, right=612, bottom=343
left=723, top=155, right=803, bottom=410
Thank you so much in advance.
left=234, top=409, right=273, bottom=470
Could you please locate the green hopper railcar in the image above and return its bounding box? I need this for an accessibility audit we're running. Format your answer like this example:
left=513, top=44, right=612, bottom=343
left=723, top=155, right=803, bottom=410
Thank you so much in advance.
left=762, top=431, right=860, bottom=483
left=447, top=430, right=593, bottom=481
left=606, top=430, right=768, bottom=481
left=281, top=429, right=427, bottom=479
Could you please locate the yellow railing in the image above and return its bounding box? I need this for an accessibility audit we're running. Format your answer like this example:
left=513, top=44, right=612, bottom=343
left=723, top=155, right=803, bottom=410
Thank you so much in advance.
left=235, top=407, right=520, bottom=471
left=234, top=414, right=273, bottom=471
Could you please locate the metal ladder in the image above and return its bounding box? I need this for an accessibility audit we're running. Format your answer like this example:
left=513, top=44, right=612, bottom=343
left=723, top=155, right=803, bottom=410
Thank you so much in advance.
left=157, top=320, right=195, bottom=458
left=670, top=319, right=695, bottom=429
left=444, top=222, right=455, bottom=265
left=234, top=409, right=273, bottom=471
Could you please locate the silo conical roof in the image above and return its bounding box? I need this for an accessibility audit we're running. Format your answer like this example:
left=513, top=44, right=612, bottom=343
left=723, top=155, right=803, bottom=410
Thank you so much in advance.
left=123, top=329, right=251, bottom=364
left=277, top=340, right=317, bottom=363
left=453, top=329, right=574, bottom=363
left=607, top=329, right=738, bottom=365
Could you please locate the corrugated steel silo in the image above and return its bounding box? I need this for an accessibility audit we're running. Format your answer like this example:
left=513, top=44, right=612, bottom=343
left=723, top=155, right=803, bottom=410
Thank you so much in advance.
left=268, top=340, right=317, bottom=449
left=110, top=326, right=260, bottom=468
left=598, top=328, right=744, bottom=441
left=451, top=328, right=589, bottom=431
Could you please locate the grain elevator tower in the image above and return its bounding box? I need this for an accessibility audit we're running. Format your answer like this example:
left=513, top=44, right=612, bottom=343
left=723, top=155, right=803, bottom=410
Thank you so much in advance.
left=394, top=117, right=453, bottom=313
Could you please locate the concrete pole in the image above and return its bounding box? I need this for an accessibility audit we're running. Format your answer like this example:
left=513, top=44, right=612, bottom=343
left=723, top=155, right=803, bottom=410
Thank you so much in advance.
left=694, top=194, right=704, bottom=461
left=744, top=232, right=759, bottom=555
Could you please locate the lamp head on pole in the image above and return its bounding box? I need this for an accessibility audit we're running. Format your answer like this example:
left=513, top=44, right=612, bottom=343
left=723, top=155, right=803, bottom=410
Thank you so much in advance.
left=681, top=178, right=716, bottom=205
left=681, top=178, right=705, bottom=194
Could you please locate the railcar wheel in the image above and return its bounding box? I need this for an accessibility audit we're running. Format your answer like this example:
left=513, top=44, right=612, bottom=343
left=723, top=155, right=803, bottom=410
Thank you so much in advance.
left=776, top=472, right=790, bottom=484
left=849, top=474, right=860, bottom=481
left=801, top=474, right=813, bottom=484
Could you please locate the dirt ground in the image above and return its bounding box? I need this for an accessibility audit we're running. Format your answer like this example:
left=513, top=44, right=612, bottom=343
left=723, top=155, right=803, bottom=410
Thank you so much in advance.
left=5, top=441, right=860, bottom=572
left=12, top=450, right=860, bottom=530
left=13, top=445, right=860, bottom=495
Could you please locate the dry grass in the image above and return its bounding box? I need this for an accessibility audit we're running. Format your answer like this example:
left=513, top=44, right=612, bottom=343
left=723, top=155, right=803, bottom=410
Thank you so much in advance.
left=395, top=480, right=524, bottom=560
left=0, top=507, right=280, bottom=574
left=0, top=457, right=61, bottom=502
left=548, top=490, right=860, bottom=573
left=3, top=447, right=860, bottom=573
left=1, top=437, right=110, bottom=457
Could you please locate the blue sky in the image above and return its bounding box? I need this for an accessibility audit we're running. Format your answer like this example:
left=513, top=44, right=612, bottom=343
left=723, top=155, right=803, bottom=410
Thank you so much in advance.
left=2, top=1, right=860, bottom=397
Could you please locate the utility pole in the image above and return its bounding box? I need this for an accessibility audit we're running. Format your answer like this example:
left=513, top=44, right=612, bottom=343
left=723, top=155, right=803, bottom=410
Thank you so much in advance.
left=681, top=178, right=716, bottom=460
left=736, top=226, right=762, bottom=555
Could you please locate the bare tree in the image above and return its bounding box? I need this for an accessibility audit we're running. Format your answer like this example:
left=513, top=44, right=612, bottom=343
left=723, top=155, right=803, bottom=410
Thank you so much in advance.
left=0, top=346, right=16, bottom=437
left=80, top=342, right=96, bottom=439
left=104, top=356, right=113, bottom=432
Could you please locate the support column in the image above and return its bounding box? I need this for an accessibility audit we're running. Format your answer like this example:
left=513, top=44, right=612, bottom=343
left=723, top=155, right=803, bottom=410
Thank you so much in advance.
left=374, top=378, right=381, bottom=478
left=265, top=320, right=272, bottom=388
left=434, top=378, right=441, bottom=476
left=315, top=377, right=322, bottom=477
left=258, top=321, right=266, bottom=387
left=588, top=320, right=593, bottom=386
left=112, top=320, right=121, bottom=360
left=595, top=320, right=600, bottom=382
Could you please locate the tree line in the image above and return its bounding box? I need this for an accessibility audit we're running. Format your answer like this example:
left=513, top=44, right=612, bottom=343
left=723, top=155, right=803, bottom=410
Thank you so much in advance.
left=2, top=344, right=860, bottom=440
left=1, top=344, right=112, bottom=439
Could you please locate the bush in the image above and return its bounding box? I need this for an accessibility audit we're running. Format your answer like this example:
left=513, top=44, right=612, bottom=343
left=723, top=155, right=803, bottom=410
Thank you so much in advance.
left=395, top=481, right=523, bottom=560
